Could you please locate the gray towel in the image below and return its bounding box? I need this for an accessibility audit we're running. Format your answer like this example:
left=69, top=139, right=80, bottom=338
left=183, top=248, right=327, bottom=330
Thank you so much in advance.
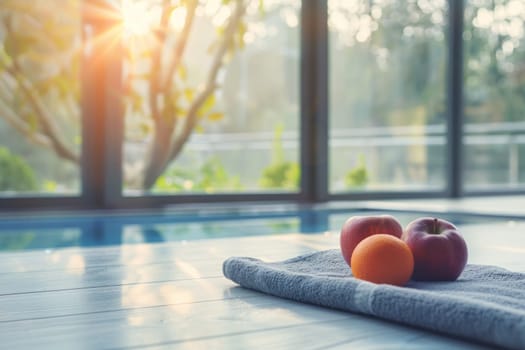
left=223, top=249, right=525, bottom=350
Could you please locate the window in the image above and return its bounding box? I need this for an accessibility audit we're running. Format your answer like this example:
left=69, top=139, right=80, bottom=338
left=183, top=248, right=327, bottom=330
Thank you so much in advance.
left=328, top=0, right=448, bottom=193
left=0, top=1, right=82, bottom=196
left=121, top=0, right=300, bottom=195
left=1, top=0, right=523, bottom=210
left=463, top=0, right=525, bottom=191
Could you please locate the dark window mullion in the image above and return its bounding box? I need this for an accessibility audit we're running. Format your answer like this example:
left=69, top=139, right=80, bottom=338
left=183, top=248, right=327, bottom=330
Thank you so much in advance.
left=300, top=0, right=329, bottom=203
left=103, top=33, right=124, bottom=209
left=81, top=0, right=123, bottom=209
left=447, top=0, right=464, bottom=198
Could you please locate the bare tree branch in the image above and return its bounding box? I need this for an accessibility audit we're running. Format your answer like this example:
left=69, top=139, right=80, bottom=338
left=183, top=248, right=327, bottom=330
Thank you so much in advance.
left=148, top=0, right=174, bottom=123
left=141, top=0, right=247, bottom=189
left=142, top=0, right=180, bottom=189
left=162, top=0, right=198, bottom=92
left=0, top=96, right=53, bottom=149
left=7, top=64, right=80, bottom=164
left=2, top=17, right=80, bottom=164
left=167, top=0, right=246, bottom=163
left=0, top=71, right=78, bottom=161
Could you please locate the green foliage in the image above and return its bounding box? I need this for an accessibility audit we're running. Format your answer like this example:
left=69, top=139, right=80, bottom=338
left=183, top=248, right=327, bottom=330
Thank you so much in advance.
left=462, top=2, right=525, bottom=123
left=153, top=157, right=242, bottom=193
left=1, top=1, right=253, bottom=191
left=268, top=220, right=299, bottom=233
left=0, top=1, right=81, bottom=192
left=198, top=157, right=242, bottom=192
left=0, top=147, right=38, bottom=192
left=259, top=124, right=300, bottom=190
left=259, top=162, right=299, bottom=190
left=42, top=180, right=58, bottom=191
left=344, top=154, right=368, bottom=189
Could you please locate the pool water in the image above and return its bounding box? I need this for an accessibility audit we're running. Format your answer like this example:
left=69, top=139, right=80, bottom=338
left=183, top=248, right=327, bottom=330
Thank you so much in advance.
left=0, top=207, right=517, bottom=252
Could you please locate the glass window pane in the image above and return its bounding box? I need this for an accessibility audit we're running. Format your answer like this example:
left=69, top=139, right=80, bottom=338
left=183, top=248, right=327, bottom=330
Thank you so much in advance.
left=463, top=0, right=525, bottom=191
left=121, top=0, right=300, bottom=195
left=0, top=1, right=82, bottom=196
left=328, top=0, right=448, bottom=193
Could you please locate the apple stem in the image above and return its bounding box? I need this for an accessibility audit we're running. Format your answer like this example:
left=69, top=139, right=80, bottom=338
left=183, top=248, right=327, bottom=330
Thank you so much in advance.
left=433, top=218, right=438, bottom=234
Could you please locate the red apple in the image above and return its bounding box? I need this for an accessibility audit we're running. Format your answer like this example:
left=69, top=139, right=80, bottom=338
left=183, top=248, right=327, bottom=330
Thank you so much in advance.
left=402, top=217, right=468, bottom=281
left=340, top=215, right=403, bottom=266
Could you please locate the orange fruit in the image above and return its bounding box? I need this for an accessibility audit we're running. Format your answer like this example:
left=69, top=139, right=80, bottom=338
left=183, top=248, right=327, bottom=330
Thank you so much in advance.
left=350, top=234, right=414, bottom=286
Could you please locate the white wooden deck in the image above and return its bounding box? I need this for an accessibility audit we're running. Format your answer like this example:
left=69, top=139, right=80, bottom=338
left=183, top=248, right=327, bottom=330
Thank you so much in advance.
left=0, top=220, right=523, bottom=349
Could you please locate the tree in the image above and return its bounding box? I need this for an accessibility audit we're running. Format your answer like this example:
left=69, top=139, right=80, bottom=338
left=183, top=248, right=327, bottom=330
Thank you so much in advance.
left=0, top=0, right=251, bottom=191
left=463, top=0, right=525, bottom=123
left=120, top=0, right=249, bottom=190
left=0, top=1, right=81, bottom=166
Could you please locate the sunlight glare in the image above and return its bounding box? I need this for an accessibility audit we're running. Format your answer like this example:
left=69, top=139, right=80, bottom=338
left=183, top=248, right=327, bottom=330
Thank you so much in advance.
left=170, top=7, right=187, bottom=31
left=121, top=0, right=159, bottom=37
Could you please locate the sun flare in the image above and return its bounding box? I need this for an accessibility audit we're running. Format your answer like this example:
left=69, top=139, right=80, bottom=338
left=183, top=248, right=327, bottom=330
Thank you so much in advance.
left=120, top=0, right=159, bottom=37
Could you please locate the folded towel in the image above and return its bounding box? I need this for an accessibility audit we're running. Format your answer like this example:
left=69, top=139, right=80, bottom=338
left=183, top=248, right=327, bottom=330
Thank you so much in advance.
left=223, top=249, right=525, bottom=350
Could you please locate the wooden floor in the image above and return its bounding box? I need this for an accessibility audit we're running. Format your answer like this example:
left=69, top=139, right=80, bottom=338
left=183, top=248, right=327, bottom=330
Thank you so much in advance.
left=0, top=220, right=523, bottom=349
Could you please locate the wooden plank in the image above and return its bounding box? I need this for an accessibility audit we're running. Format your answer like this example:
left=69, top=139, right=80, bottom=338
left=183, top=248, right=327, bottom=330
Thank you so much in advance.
left=0, top=233, right=339, bottom=274
left=0, top=295, right=347, bottom=349
left=458, top=223, right=525, bottom=272
left=0, top=289, right=491, bottom=350
left=0, top=233, right=341, bottom=295
left=0, top=259, right=222, bottom=296
left=0, top=276, right=262, bottom=322
left=0, top=247, right=324, bottom=295
left=134, top=315, right=492, bottom=350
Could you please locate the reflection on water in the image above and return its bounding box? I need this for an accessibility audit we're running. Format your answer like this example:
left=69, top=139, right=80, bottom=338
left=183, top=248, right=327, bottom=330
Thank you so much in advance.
left=0, top=231, right=36, bottom=250
left=0, top=208, right=514, bottom=252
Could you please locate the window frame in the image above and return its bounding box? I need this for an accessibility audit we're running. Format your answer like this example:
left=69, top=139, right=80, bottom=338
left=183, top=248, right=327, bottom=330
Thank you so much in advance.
left=1, top=0, right=524, bottom=212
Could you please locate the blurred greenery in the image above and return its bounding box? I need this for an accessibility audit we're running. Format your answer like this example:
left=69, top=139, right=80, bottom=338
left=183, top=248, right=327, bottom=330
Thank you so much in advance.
left=329, top=0, right=447, bottom=130
left=0, top=0, right=81, bottom=194
left=0, top=147, right=37, bottom=192
left=344, top=154, right=368, bottom=188
left=463, top=0, right=525, bottom=124
left=153, top=157, right=242, bottom=193
left=267, top=220, right=299, bottom=233
left=329, top=0, right=525, bottom=190
left=259, top=124, right=300, bottom=190
left=0, top=232, right=36, bottom=251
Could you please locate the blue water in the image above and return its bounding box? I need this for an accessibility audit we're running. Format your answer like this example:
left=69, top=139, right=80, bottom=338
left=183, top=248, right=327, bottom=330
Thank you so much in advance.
left=0, top=207, right=516, bottom=252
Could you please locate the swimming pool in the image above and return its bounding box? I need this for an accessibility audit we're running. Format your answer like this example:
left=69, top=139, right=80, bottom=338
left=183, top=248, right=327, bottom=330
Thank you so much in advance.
left=0, top=206, right=520, bottom=252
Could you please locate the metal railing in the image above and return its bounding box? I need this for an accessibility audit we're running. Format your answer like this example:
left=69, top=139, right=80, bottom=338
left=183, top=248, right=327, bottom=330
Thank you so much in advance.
left=182, top=121, right=525, bottom=187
